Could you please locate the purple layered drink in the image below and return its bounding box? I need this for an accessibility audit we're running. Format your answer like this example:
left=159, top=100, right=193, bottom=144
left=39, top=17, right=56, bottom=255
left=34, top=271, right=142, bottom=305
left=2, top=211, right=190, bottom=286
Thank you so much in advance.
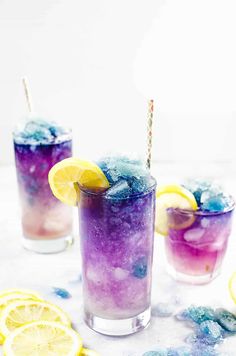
left=79, top=157, right=156, bottom=335
left=165, top=180, right=235, bottom=284
left=13, top=118, right=73, bottom=253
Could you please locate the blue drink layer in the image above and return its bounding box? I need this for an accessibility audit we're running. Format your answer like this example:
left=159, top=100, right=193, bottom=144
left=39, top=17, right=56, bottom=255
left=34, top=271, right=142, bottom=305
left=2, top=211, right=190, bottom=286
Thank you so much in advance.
left=79, top=157, right=156, bottom=319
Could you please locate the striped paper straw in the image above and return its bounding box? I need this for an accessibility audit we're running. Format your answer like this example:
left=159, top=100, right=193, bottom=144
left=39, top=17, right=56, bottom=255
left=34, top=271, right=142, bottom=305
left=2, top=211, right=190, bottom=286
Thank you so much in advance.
left=22, top=77, right=33, bottom=113
left=146, top=99, right=154, bottom=169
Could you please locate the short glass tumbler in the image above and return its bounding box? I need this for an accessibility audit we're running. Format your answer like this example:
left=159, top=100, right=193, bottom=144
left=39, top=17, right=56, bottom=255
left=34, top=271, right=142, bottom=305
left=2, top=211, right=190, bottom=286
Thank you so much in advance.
left=165, top=203, right=235, bottom=284
left=78, top=180, right=156, bottom=336
left=14, top=135, right=73, bottom=253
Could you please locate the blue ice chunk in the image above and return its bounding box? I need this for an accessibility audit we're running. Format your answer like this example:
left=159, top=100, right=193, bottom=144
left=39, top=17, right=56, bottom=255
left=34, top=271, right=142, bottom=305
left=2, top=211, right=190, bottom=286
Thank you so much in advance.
left=201, top=194, right=232, bottom=212
left=214, top=308, right=236, bottom=332
left=106, top=179, right=131, bottom=199
left=13, top=118, right=70, bottom=144
left=183, top=179, right=211, bottom=206
left=52, top=287, right=71, bottom=299
left=152, top=302, right=174, bottom=317
left=176, top=306, right=215, bottom=324
left=132, top=257, right=147, bottom=279
left=98, top=156, right=152, bottom=195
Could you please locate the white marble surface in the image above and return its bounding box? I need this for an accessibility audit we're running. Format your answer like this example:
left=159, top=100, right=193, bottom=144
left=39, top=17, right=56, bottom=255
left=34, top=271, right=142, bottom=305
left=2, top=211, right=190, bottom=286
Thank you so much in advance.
left=0, top=164, right=236, bottom=356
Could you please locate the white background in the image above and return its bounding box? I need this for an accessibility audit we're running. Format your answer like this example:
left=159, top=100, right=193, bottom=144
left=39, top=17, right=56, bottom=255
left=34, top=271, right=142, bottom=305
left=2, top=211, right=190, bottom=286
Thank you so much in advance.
left=0, top=0, right=236, bottom=171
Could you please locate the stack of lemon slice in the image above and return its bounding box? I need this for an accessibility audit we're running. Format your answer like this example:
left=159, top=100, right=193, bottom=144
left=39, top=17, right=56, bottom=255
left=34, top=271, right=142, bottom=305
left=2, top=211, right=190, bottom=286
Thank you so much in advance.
left=0, top=289, right=99, bottom=356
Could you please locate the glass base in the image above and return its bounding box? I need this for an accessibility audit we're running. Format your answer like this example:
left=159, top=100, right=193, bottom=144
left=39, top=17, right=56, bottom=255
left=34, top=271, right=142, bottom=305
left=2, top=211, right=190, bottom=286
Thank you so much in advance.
left=21, top=235, right=73, bottom=254
left=167, top=263, right=220, bottom=285
left=84, top=307, right=151, bottom=336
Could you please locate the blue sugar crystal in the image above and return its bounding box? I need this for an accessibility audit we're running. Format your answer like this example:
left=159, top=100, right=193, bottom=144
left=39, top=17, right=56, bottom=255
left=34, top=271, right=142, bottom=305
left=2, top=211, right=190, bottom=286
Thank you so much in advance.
left=196, top=320, right=224, bottom=345
left=152, top=302, right=174, bottom=317
left=132, top=257, right=147, bottom=279
left=177, top=306, right=215, bottom=324
left=52, top=287, right=71, bottom=299
left=106, top=179, right=131, bottom=199
left=214, top=308, right=236, bottom=332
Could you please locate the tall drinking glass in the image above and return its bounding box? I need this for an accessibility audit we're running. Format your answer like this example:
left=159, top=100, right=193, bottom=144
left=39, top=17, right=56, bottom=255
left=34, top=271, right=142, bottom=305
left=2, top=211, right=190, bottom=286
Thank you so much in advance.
left=78, top=179, right=156, bottom=335
left=13, top=121, right=73, bottom=253
left=165, top=203, right=235, bottom=284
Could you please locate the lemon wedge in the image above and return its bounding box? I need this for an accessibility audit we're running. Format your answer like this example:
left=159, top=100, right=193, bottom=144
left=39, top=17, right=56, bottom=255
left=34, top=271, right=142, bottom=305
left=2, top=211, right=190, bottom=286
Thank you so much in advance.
left=3, top=321, right=82, bottom=356
left=155, top=184, right=198, bottom=235
left=0, top=300, right=70, bottom=339
left=48, top=158, right=110, bottom=206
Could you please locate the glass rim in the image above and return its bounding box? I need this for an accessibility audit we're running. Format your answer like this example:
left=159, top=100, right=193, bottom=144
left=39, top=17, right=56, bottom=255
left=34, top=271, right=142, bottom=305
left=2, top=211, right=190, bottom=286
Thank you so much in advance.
left=78, top=176, right=157, bottom=200
left=168, top=196, right=235, bottom=216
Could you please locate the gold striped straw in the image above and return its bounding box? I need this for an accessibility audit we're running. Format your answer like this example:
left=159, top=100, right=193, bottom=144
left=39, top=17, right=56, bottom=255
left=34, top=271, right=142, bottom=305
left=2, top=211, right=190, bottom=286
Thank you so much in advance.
left=22, top=77, right=33, bottom=113
left=146, top=99, right=154, bottom=169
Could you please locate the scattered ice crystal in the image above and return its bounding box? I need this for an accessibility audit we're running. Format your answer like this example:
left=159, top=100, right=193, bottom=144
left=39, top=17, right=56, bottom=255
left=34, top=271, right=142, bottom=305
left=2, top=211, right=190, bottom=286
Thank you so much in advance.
left=52, top=287, right=71, bottom=299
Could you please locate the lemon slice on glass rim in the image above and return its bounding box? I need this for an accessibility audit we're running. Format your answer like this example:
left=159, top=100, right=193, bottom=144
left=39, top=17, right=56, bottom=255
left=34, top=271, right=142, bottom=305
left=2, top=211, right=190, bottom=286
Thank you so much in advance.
left=48, top=157, right=110, bottom=206
left=3, top=321, right=83, bottom=356
left=0, top=299, right=70, bottom=339
left=155, top=184, right=198, bottom=235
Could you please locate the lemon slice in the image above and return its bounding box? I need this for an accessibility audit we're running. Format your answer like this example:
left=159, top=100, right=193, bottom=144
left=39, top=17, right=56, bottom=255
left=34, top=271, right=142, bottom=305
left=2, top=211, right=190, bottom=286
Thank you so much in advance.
left=3, top=321, right=82, bottom=356
left=81, top=348, right=100, bottom=356
left=0, top=289, right=41, bottom=299
left=0, top=292, right=42, bottom=345
left=229, top=272, right=236, bottom=304
left=0, top=300, right=70, bottom=339
left=48, top=157, right=110, bottom=206
left=155, top=184, right=198, bottom=235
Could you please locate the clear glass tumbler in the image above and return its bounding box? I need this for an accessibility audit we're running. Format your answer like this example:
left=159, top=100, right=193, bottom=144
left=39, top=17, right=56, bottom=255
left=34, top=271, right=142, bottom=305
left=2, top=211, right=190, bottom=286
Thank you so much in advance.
left=78, top=179, right=156, bottom=335
left=165, top=202, right=235, bottom=284
left=14, top=134, right=73, bottom=253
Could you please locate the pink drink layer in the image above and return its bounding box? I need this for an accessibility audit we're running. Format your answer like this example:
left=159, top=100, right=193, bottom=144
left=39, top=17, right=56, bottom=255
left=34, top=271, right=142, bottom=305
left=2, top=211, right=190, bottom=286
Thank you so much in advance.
left=79, top=184, right=156, bottom=319
left=14, top=141, right=72, bottom=240
left=166, top=208, right=234, bottom=277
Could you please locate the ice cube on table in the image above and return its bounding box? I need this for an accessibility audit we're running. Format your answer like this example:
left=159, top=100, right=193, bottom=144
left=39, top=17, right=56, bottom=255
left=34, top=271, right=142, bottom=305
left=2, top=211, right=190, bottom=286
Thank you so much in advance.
left=214, top=308, right=236, bottom=332
left=152, top=302, right=175, bottom=317
left=176, top=306, right=215, bottom=324
left=196, top=320, right=224, bottom=345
